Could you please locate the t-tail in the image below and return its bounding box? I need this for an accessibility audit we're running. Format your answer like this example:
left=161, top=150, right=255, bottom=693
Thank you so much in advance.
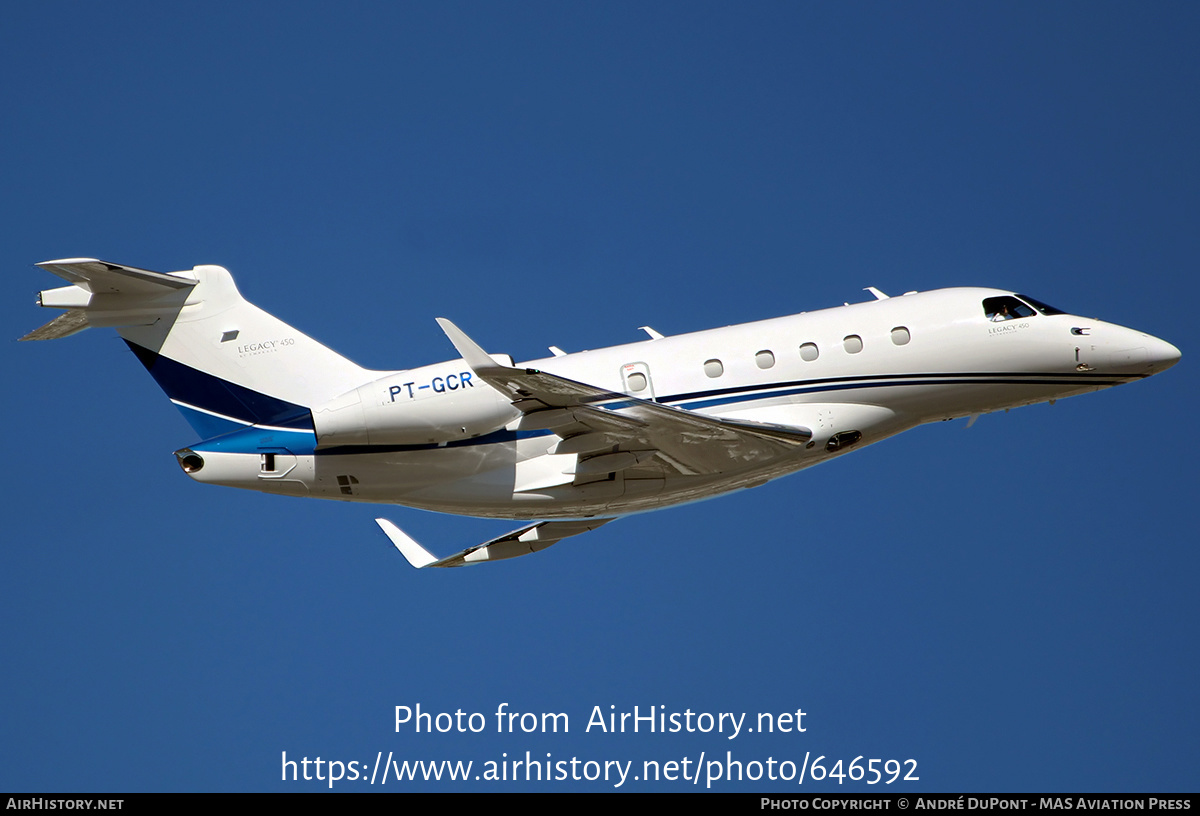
left=21, top=259, right=370, bottom=442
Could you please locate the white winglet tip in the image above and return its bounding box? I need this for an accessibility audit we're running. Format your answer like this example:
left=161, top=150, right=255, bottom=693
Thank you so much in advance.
left=375, top=518, right=438, bottom=569
left=435, top=318, right=498, bottom=371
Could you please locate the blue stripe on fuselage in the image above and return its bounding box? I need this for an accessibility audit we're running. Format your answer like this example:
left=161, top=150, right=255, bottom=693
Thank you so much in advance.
left=191, top=424, right=318, bottom=455
left=669, top=374, right=1129, bottom=410
left=172, top=370, right=1133, bottom=456
left=313, top=372, right=1131, bottom=456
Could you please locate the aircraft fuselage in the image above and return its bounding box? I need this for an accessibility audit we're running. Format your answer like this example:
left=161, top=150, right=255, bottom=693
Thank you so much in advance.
left=179, top=286, right=1178, bottom=519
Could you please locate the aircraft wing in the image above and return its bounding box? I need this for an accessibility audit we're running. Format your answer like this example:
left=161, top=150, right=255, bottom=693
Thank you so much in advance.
left=377, top=517, right=616, bottom=568
left=437, top=319, right=813, bottom=479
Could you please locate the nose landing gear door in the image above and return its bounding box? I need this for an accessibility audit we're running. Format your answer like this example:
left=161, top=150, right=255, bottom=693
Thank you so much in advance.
left=621, top=362, right=655, bottom=401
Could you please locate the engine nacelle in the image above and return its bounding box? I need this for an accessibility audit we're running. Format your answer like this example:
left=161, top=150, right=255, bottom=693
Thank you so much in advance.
left=312, top=361, right=520, bottom=446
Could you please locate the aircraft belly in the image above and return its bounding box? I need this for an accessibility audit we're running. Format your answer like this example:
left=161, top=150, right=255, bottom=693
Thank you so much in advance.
left=313, top=442, right=523, bottom=504
left=309, top=392, right=916, bottom=517
left=215, top=382, right=1101, bottom=518
left=308, top=436, right=816, bottom=519
left=889, top=380, right=1113, bottom=421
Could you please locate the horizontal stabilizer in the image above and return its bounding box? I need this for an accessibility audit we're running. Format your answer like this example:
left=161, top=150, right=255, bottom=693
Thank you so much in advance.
left=22, top=258, right=198, bottom=341
left=36, top=258, right=197, bottom=295
left=20, top=310, right=90, bottom=341
left=375, top=517, right=615, bottom=568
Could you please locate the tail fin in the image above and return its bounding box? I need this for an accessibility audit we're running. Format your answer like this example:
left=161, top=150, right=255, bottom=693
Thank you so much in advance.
left=24, top=259, right=371, bottom=439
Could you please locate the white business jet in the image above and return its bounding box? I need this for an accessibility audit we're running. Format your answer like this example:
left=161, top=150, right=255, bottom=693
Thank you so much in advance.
left=23, top=260, right=1179, bottom=568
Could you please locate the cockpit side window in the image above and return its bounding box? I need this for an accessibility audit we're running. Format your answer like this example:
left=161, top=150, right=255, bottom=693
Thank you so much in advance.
left=1015, top=294, right=1066, bottom=316
left=983, top=295, right=1037, bottom=322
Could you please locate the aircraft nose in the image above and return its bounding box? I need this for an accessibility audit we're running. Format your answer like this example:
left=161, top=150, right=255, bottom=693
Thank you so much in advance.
left=1145, top=334, right=1181, bottom=374
left=1095, top=325, right=1181, bottom=375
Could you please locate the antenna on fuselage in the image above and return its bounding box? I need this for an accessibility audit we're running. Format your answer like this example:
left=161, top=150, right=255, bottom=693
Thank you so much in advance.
left=864, top=287, right=890, bottom=300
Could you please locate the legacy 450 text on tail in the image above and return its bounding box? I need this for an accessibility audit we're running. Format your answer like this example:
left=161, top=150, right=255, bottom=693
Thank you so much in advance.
left=22, top=259, right=1180, bottom=568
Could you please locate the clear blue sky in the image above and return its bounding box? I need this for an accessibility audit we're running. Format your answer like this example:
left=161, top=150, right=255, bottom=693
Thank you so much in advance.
left=2, top=2, right=1196, bottom=792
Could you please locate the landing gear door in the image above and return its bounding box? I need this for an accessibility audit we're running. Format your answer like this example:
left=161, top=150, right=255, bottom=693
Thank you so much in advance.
left=621, top=362, right=655, bottom=400
left=1074, top=337, right=1097, bottom=372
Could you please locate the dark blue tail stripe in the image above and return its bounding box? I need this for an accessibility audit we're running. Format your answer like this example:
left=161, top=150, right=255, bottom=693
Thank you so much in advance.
left=125, top=341, right=313, bottom=432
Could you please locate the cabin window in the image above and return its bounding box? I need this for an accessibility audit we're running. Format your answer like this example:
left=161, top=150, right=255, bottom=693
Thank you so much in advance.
left=983, top=296, right=1037, bottom=322
left=843, top=335, right=863, bottom=354
left=704, top=359, right=724, bottom=378
left=799, top=343, right=819, bottom=362
left=891, top=326, right=911, bottom=345
left=755, top=350, right=775, bottom=369
left=626, top=372, right=648, bottom=392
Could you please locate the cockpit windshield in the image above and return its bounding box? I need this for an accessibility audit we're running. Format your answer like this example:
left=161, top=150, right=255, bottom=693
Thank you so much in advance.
left=1015, top=294, right=1066, bottom=316
left=983, top=294, right=1068, bottom=321
left=983, top=295, right=1036, bottom=322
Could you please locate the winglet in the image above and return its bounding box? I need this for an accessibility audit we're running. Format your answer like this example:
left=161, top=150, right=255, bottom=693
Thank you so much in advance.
left=376, top=516, right=617, bottom=569
left=375, top=518, right=438, bottom=569
left=436, top=318, right=506, bottom=372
